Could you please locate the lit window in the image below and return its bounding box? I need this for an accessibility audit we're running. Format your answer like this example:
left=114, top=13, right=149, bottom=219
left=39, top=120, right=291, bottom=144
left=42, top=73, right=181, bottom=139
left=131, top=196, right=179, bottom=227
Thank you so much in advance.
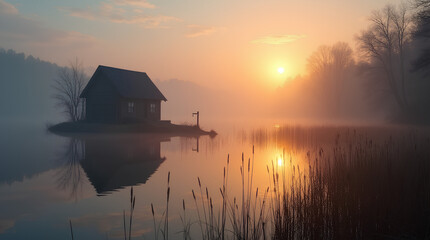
left=150, top=103, right=156, bottom=113
left=128, top=102, right=134, bottom=113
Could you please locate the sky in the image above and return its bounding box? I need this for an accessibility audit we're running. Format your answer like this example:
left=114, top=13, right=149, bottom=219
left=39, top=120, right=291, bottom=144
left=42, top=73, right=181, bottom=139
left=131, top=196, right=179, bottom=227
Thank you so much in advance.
left=0, top=0, right=403, bottom=92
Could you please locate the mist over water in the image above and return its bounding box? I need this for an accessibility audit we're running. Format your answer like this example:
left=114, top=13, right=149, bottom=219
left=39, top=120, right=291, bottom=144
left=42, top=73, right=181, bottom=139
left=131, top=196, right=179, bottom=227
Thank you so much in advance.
left=1, top=120, right=429, bottom=239
left=1, top=0, right=430, bottom=238
left=1, top=47, right=429, bottom=239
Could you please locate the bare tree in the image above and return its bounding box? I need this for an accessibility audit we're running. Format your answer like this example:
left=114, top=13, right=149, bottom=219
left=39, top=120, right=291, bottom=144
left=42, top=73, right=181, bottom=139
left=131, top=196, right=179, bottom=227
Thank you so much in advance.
left=307, top=42, right=354, bottom=79
left=357, top=4, right=412, bottom=110
left=307, top=45, right=333, bottom=77
left=52, top=59, right=87, bottom=122
left=392, top=3, right=411, bottom=105
left=415, top=0, right=430, bottom=23
left=412, top=0, right=430, bottom=72
left=306, top=42, right=354, bottom=114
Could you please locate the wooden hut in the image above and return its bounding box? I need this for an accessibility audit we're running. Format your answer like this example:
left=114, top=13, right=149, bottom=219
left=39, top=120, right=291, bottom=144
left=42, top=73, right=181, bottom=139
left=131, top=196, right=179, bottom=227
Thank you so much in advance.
left=80, top=65, right=167, bottom=123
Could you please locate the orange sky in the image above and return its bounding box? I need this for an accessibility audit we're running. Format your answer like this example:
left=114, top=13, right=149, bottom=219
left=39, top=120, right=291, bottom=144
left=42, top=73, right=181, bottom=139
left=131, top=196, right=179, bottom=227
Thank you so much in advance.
left=1, top=0, right=404, bottom=93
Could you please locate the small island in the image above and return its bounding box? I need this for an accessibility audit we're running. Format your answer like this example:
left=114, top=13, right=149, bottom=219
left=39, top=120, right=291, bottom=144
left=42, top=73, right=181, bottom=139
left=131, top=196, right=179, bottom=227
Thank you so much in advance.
left=48, top=65, right=216, bottom=137
left=48, top=121, right=216, bottom=136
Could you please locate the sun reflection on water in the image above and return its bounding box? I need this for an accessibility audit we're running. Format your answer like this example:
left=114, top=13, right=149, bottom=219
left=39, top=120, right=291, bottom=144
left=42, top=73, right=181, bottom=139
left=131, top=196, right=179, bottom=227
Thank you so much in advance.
left=277, top=156, right=283, bottom=166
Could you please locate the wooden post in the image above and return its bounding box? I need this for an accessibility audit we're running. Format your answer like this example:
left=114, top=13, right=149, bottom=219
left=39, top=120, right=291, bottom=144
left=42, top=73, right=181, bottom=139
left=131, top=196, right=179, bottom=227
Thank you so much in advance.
left=192, top=136, right=200, bottom=152
left=192, top=111, right=199, bottom=127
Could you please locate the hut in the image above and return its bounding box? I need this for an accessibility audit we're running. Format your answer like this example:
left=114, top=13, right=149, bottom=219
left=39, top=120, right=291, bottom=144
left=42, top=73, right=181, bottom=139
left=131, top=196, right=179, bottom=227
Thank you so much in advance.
left=80, top=65, right=167, bottom=123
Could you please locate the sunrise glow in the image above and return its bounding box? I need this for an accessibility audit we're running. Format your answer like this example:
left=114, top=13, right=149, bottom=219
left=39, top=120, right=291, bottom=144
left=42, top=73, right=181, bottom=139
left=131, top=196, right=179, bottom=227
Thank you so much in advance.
left=2, top=0, right=430, bottom=238
left=277, top=156, right=283, bottom=166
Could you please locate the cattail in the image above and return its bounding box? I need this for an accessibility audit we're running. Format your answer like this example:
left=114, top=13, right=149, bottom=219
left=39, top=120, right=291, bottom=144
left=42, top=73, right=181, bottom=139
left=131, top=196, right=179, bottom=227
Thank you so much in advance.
left=256, top=188, right=259, bottom=198
left=168, top=171, right=170, bottom=185
left=206, top=187, right=209, bottom=200
left=182, top=199, right=186, bottom=211
left=227, top=154, right=229, bottom=164
left=132, top=196, right=136, bottom=209
left=123, top=210, right=126, bottom=240
left=69, top=219, right=74, bottom=240
left=130, top=187, right=133, bottom=203
left=151, top=203, right=154, bottom=216
left=248, top=158, right=250, bottom=172
left=198, top=177, right=201, bottom=187
left=252, top=145, right=254, bottom=154
left=167, top=187, right=170, bottom=202
left=192, top=189, right=196, bottom=200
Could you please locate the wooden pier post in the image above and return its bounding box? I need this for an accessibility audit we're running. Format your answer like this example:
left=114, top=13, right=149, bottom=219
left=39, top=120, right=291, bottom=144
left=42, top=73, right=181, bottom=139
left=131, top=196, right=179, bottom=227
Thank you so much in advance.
left=192, top=111, right=199, bottom=127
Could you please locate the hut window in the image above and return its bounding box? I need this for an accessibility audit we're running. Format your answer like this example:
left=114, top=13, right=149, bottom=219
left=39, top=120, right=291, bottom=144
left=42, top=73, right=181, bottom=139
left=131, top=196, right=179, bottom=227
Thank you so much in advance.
left=128, top=102, right=134, bottom=113
left=150, top=103, right=156, bottom=113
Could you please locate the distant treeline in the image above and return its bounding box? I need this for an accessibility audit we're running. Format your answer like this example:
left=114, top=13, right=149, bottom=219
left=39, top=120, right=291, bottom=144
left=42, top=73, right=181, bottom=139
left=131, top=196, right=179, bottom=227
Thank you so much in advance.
left=0, top=48, right=63, bottom=123
left=274, top=1, right=430, bottom=124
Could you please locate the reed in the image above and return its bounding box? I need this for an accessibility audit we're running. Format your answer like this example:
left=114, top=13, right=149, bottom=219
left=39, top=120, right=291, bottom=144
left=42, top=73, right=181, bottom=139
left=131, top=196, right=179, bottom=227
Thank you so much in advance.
left=165, top=172, right=170, bottom=240
left=151, top=203, right=157, bottom=240
left=122, top=126, right=430, bottom=240
left=187, top=147, right=269, bottom=240
left=122, top=187, right=136, bottom=240
left=129, top=187, right=135, bottom=240
left=149, top=172, right=171, bottom=240
left=69, top=219, right=74, bottom=240
left=267, top=126, right=430, bottom=239
left=179, top=199, right=192, bottom=240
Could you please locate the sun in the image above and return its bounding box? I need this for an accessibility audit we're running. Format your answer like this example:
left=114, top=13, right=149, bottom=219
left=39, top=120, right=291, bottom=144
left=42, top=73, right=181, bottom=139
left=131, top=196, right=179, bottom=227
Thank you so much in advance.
left=277, top=67, right=285, bottom=74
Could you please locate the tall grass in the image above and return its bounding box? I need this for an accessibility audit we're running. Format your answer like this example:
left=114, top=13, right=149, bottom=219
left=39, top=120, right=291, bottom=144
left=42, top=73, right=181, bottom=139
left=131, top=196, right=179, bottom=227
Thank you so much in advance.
left=125, top=126, right=430, bottom=239
left=122, top=187, right=136, bottom=240
left=268, top=127, right=430, bottom=239
left=150, top=172, right=171, bottom=240
left=185, top=148, right=270, bottom=240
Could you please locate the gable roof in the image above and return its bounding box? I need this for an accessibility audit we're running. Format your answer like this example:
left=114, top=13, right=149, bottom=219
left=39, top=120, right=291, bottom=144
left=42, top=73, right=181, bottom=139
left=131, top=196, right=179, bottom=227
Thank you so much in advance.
left=80, top=65, right=167, bottom=101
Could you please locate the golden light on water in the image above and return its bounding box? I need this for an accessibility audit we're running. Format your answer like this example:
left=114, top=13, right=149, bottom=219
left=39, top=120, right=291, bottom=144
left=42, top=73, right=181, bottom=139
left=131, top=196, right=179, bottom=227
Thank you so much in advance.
left=277, top=156, right=283, bottom=166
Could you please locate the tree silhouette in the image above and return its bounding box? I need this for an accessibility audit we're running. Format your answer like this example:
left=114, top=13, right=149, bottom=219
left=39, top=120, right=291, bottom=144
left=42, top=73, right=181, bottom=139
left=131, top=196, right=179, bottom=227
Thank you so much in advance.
left=357, top=4, right=412, bottom=110
left=412, top=0, right=430, bottom=73
left=52, top=59, right=87, bottom=122
left=306, top=42, right=354, bottom=115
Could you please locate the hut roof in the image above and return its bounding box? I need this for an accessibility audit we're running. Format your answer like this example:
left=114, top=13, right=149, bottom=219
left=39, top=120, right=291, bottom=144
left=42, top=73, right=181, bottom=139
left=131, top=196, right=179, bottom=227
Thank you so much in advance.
left=80, top=65, right=167, bottom=101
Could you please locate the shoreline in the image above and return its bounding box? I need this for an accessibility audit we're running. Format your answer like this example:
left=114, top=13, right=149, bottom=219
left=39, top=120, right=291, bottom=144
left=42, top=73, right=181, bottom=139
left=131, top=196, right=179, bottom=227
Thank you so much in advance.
left=47, top=121, right=217, bottom=137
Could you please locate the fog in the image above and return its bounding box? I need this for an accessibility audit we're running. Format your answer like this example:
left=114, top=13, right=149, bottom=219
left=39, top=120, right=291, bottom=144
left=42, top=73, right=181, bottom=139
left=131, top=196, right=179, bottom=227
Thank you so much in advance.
left=1, top=2, right=430, bottom=126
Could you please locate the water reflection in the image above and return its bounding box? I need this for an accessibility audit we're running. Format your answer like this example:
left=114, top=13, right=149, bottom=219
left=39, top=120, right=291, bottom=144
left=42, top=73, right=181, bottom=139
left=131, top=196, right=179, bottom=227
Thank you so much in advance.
left=3, top=124, right=430, bottom=239
left=57, top=134, right=171, bottom=196
left=55, top=138, right=86, bottom=200
left=192, top=136, right=199, bottom=152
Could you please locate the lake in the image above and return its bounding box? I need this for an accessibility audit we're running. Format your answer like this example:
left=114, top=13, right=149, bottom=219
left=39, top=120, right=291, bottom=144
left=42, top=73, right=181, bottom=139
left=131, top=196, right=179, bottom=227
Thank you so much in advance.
left=1, top=121, right=430, bottom=239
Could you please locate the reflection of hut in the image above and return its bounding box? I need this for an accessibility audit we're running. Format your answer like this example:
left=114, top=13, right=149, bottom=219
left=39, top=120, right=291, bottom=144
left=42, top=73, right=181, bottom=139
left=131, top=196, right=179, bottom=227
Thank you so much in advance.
left=80, top=135, right=169, bottom=194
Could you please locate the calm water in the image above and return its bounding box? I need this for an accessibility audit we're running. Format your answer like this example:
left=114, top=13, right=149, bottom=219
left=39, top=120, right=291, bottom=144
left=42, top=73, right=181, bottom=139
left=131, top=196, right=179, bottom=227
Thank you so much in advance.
left=1, top=122, right=429, bottom=239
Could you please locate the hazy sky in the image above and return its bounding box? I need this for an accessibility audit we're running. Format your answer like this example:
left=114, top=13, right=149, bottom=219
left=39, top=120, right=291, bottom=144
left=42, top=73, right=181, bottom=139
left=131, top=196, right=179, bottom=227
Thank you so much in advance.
left=0, top=0, right=403, bottom=92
